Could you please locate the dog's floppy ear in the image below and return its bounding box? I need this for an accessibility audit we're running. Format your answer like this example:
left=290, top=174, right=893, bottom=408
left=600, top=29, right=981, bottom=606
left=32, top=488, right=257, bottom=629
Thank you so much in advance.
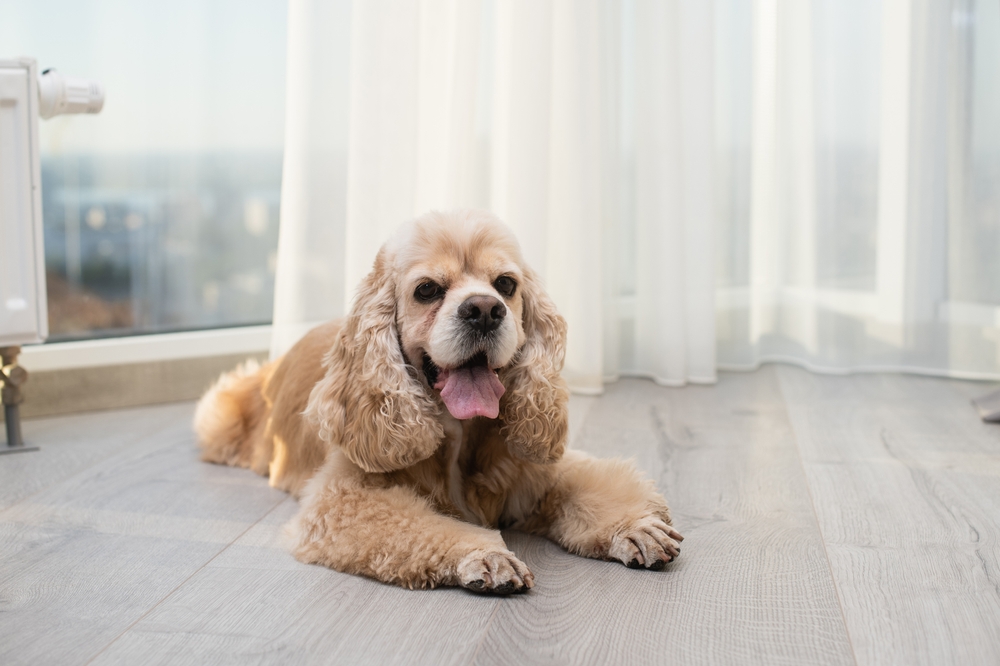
left=499, top=267, right=570, bottom=464
left=305, top=250, right=443, bottom=473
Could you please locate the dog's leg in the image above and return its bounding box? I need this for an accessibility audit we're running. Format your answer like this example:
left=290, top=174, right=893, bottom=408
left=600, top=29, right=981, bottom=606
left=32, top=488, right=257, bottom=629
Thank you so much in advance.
left=521, top=450, right=683, bottom=570
left=289, top=455, right=533, bottom=593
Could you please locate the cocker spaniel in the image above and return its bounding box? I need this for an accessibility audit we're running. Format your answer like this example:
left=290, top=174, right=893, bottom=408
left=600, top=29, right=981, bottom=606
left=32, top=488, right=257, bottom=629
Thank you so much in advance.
left=195, top=209, right=682, bottom=594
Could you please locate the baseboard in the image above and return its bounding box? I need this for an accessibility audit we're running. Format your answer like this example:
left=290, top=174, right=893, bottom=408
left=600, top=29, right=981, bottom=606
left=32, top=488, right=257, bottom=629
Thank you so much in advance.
left=1, top=352, right=269, bottom=421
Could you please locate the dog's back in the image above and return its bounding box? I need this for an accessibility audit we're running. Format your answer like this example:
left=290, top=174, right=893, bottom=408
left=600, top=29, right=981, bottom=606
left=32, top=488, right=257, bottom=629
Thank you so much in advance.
left=194, top=321, right=342, bottom=495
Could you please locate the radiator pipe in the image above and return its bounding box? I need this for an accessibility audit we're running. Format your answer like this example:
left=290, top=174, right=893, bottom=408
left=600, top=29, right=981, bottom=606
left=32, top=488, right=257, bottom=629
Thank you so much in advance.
left=1, top=346, right=38, bottom=454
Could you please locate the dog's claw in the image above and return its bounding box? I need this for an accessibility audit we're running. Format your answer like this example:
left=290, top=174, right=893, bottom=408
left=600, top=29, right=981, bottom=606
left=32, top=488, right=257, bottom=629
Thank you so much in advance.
left=458, top=549, right=533, bottom=595
left=610, top=516, right=683, bottom=571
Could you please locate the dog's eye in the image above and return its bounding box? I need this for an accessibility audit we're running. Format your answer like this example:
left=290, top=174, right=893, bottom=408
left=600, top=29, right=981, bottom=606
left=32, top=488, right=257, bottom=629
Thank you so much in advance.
left=494, top=276, right=517, bottom=298
left=415, top=282, right=444, bottom=302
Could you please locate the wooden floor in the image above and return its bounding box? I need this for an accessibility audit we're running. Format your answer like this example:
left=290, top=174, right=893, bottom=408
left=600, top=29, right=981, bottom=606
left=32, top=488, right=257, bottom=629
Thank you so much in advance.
left=2, top=366, right=999, bottom=665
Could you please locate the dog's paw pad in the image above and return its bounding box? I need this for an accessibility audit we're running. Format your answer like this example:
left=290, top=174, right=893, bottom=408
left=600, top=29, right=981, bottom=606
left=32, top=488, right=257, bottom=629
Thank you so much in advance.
left=609, top=516, right=682, bottom=571
left=458, top=549, right=533, bottom=595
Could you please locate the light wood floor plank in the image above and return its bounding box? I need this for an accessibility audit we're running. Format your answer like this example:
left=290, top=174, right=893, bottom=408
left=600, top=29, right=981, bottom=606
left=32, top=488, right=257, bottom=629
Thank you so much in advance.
left=91, top=497, right=499, bottom=666
left=6, top=369, right=999, bottom=665
left=91, top=569, right=499, bottom=666
left=0, top=523, right=229, bottom=666
left=0, top=404, right=287, bottom=666
left=777, top=366, right=1000, bottom=665
left=473, top=371, right=855, bottom=666
left=0, top=402, right=195, bottom=511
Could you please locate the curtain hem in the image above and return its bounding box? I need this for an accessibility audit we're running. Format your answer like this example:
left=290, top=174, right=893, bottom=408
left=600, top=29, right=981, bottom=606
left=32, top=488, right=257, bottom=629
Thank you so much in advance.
left=718, top=356, right=1000, bottom=383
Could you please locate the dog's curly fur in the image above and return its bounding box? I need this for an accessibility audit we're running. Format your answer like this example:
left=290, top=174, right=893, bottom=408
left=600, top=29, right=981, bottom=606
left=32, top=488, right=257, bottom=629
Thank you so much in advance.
left=195, top=209, right=682, bottom=593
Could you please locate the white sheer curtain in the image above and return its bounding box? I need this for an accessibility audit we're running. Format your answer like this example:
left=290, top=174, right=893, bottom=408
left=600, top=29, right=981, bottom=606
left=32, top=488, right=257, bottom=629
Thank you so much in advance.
left=713, top=0, right=1000, bottom=379
left=273, top=0, right=1000, bottom=389
left=271, top=0, right=352, bottom=355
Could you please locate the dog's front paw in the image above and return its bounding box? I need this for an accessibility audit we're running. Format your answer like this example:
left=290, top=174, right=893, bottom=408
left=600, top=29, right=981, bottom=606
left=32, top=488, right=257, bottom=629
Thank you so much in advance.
left=457, top=549, right=534, bottom=595
left=609, top=516, right=683, bottom=571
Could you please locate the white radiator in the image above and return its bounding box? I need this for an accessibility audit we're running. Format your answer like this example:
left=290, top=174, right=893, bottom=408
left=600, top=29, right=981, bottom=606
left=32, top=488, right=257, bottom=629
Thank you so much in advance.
left=0, top=58, right=47, bottom=347
left=0, top=57, right=105, bottom=347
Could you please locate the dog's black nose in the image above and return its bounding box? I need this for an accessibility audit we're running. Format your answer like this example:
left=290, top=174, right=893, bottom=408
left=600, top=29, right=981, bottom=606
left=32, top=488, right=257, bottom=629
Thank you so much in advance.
left=458, top=295, right=506, bottom=334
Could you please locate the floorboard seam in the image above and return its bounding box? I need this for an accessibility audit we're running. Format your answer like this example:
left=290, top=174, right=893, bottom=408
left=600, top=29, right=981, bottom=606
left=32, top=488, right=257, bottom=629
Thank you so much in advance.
left=466, top=600, right=501, bottom=665
left=81, top=494, right=289, bottom=665
left=775, top=368, right=861, bottom=666
left=0, top=425, right=187, bottom=516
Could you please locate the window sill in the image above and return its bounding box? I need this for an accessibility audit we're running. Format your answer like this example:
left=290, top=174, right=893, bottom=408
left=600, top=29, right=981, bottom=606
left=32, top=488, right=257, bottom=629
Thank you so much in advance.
left=3, top=326, right=272, bottom=421
left=20, top=325, right=272, bottom=372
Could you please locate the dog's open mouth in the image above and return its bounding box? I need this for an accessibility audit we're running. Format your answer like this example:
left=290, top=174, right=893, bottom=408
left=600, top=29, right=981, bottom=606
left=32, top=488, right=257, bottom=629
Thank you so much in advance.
left=423, top=352, right=505, bottom=421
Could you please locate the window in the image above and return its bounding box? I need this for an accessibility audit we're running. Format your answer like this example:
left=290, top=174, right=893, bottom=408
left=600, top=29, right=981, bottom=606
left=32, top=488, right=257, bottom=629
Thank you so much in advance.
left=0, top=0, right=287, bottom=340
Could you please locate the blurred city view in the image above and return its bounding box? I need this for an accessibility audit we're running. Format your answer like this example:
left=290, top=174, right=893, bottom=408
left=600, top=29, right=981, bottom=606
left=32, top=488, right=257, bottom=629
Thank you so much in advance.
left=40, top=152, right=282, bottom=339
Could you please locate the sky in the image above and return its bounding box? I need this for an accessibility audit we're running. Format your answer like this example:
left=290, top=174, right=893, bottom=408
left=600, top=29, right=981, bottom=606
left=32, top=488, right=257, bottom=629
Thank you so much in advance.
left=0, top=0, right=287, bottom=155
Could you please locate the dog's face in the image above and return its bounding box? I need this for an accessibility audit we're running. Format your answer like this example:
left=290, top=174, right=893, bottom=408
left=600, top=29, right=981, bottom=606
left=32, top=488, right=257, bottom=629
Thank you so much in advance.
left=306, top=209, right=569, bottom=473
left=389, top=216, right=527, bottom=420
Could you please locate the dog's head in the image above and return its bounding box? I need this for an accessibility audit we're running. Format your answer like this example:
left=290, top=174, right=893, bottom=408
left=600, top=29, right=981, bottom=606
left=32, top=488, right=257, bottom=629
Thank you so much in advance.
left=305, top=210, right=569, bottom=473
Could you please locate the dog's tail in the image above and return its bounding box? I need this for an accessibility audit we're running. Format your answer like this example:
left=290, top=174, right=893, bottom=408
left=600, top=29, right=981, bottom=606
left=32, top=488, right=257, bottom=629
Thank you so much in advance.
left=194, top=359, right=271, bottom=470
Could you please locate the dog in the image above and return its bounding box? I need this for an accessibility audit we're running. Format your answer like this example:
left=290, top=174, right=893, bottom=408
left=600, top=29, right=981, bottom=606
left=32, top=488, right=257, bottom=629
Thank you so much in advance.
left=195, top=209, right=682, bottom=593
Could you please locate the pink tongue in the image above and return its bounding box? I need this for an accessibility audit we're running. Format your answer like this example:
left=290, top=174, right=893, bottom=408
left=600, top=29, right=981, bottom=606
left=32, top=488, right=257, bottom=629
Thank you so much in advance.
left=436, top=365, right=506, bottom=420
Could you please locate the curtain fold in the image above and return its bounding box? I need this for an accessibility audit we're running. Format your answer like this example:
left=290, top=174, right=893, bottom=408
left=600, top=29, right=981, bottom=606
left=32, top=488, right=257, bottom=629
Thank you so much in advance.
left=631, top=0, right=716, bottom=386
left=271, top=0, right=352, bottom=357
left=273, top=0, right=1000, bottom=386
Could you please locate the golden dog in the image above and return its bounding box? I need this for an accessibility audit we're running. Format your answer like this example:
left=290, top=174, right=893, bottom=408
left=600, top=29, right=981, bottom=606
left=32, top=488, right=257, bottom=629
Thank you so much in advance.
left=195, top=209, right=681, bottom=593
